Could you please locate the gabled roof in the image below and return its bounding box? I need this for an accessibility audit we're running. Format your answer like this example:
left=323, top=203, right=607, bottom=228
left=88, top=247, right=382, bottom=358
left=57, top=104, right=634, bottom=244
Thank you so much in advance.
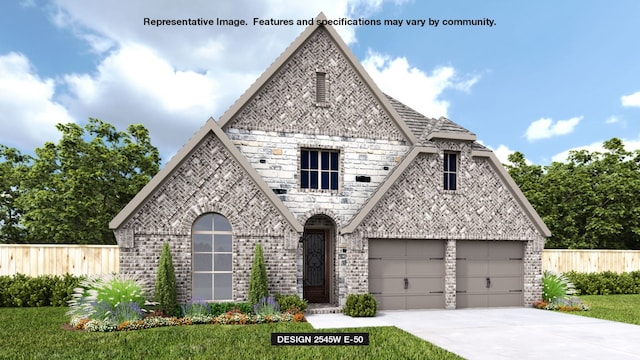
left=384, top=94, right=476, bottom=142
left=343, top=146, right=551, bottom=237
left=217, top=13, right=418, bottom=145
left=109, top=118, right=304, bottom=232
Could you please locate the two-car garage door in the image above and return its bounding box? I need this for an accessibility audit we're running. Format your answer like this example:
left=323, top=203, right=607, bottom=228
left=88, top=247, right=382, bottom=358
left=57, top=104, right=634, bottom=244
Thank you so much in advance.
left=369, top=240, right=523, bottom=310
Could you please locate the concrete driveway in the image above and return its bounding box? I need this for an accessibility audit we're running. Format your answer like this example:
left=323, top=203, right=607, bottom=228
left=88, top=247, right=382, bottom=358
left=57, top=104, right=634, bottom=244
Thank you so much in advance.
left=306, top=308, right=640, bottom=359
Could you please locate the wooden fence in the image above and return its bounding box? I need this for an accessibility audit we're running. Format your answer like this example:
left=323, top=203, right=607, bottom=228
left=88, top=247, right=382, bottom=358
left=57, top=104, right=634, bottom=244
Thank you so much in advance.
left=542, top=249, right=640, bottom=273
left=1, top=245, right=640, bottom=277
left=0, top=244, right=119, bottom=276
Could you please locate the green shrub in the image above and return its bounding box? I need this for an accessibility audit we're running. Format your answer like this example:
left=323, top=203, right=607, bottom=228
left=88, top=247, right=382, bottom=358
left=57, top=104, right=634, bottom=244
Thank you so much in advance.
left=248, top=243, right=269, bottom=305
left=275, top=293, right=308, bottom=313
left=209, top=302, right=252, bottom=316
left=155, top=242, right=177, bottom=316
left=565, top=271, right=640, bottom=295
left=542, top=271, right=576, bottom=303
left=67, top=274, right=150, bottom=326
left=343, top=293, right=377, bottom=317
left=0, top=273, right=83, bottom=307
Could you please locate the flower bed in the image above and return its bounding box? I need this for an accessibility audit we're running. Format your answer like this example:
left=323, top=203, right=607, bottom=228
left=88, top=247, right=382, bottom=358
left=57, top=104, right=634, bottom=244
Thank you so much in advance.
left=70, top=308, right=306, bottom=332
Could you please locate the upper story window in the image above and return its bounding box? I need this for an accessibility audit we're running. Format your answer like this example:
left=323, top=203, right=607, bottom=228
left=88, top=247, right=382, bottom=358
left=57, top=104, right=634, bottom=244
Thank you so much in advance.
left=301, top=149, right=339, bottom=190
left=443, top=152, right=458, bottom=191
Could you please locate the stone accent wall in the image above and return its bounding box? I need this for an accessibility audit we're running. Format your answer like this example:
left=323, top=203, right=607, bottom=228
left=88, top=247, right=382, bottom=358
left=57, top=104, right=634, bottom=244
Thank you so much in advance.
left=227, top=128, right=409, bottom=226
left=114, top=133, right=297, bottom=303
left=224, top=28, right=407, bottom=142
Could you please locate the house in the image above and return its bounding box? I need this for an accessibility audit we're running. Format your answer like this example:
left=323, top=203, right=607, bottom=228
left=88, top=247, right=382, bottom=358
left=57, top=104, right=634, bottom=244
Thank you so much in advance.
left=109, top=13, right=550, bottom=310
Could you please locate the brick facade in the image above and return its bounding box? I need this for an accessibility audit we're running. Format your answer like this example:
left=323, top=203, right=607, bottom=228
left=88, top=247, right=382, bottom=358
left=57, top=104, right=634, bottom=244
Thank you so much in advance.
left=112, top=20, right=548, bottom=308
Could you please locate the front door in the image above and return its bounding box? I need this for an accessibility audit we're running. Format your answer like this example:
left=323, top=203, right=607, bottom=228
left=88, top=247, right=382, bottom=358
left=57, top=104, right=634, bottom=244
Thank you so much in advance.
left=303, top=230, right=329, bottom=303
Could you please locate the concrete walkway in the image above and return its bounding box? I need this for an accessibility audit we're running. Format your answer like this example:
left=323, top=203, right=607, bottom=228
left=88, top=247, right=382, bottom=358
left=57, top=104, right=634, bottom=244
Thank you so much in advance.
left=306, top=308, right=640, bottom=359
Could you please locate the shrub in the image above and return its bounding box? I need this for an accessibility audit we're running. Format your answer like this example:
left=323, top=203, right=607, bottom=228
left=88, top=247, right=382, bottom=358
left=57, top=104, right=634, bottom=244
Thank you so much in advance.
left=565, top=271, right=640, bottom=295
left=67, top=274, right=151, bottom=326
left=253, top=296, right=280, bottom=316
left=275, top=293, right=308, bottom=313
left=0, top=273, right=83, bottom=307
left=209, top=302, right=252, bottom=316
left=248, top=243, right=269, bottom=305
left=542, top=271, right=576, bottom=303
left=155, top=242, right=177, bottom=316
left=343, top=293, right=377, bottom=317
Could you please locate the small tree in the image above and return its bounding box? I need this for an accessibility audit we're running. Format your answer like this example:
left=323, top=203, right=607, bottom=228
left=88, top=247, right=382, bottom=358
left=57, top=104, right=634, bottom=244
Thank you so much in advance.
left=248, top=243, right=269, bottom=305
left=155, top=242, right=177, bottom=315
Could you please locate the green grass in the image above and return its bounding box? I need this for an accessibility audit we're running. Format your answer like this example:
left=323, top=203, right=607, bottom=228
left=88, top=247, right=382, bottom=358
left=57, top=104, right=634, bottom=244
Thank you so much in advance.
left=570, top=294, right=640, bottom=325
left=0, top=307, right=462, bottom=360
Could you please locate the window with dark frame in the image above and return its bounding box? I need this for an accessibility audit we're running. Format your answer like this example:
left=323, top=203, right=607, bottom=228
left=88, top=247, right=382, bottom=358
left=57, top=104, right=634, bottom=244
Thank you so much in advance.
left=443, top=152, right=457, bottom=191
left=300, top=149, right=339, bottom=190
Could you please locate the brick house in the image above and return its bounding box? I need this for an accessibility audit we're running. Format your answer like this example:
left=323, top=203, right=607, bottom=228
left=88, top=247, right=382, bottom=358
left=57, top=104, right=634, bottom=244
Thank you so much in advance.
left=109, top=13, right=550, bottom=310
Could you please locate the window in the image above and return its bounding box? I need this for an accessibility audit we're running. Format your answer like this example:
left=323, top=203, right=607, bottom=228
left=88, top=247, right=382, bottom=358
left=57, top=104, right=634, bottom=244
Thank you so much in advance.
left=301, top=149, right=339, bottom=190
left=316, top=72, right=326, bottom=103
left=443, top=152, right=457, bottom=190
left=192, top=213, right=232, bottom=301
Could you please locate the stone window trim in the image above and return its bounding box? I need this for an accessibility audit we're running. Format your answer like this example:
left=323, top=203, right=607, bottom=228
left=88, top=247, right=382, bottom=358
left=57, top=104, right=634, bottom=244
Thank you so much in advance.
left=314, top=70, right=330, bottom=107
left=297, top=145, right=343, bottom=193
left=192, top=213, right=233, bottom=302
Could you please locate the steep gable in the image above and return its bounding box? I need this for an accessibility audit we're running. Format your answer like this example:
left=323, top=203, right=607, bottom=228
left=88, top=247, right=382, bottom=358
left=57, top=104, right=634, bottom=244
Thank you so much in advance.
left=219, top=14, right=416, bottom=144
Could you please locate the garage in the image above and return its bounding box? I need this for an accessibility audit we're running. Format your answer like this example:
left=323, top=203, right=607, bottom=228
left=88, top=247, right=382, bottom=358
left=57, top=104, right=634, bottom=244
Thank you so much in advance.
left=456, top=241, right=524, bottom=308
left=369, top=239, right=445, bottom=310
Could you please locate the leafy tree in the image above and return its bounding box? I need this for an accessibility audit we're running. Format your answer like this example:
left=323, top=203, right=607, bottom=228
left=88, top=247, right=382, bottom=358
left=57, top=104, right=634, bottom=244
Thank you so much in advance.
left=506, top=138, right=640, bottom=249
left=0, top=146, right=30, bottom=243
left=155, top=242, right=177, bottom=316
left=248, top=243, right=269, bottom=305
left=1, top=118, right=159, bottom=244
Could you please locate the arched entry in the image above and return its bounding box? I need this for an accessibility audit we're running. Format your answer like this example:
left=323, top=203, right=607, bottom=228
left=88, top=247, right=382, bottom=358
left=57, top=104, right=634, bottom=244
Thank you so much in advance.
left=302, top=215, right=335, bottom=303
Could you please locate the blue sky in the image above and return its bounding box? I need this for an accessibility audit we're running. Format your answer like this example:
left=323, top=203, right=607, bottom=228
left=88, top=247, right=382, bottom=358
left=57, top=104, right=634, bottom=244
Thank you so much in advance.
left=1, top=0, right=639, bottom=165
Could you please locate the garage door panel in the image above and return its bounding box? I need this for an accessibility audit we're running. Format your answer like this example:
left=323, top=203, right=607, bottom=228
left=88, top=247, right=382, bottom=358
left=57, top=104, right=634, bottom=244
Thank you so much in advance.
left=489, top=261, right=522, bottom=276
left=406, top=260, right=443, bottom=275
left=369, top=259, right=405, bottom=277
left=457, top=294, right=488, bottom=308
left=489, top=276, right=522, bottom=292
left=406, top=240, right=444, bottom=257
left=490, top=242, right=523, bottom=258
left=407, top=276, right=444, bottom=293
left=457, top=260, right=489, bottom=275
left=375, top=296, right=406, bottom=310
left=369, top=240, right=405, bottom=257
left=489, top=292, right=522, bottom=307
left=371, top=277, right=406, bottom=293
left=406, top=294, right=444, bottom=309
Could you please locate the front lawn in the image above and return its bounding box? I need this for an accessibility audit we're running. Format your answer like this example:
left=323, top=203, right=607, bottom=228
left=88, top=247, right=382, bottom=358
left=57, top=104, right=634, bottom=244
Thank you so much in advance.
left=570, top=294, right=640, bottom=325
left=0, top=307, right=462, bottom=359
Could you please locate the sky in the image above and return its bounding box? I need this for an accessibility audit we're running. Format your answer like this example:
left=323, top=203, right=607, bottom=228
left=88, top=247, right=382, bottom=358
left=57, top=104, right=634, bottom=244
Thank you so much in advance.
left=1, top=0, right=640, bottom=166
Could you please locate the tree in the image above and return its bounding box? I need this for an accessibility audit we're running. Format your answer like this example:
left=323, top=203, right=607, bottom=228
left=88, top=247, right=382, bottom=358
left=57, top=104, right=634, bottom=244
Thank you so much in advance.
left=155, top=242, right=177, bottom=316
left=2, top=118, right=160, bottom=244
left=0, top=146, right=30, bottom=243
left=506, top=138, right=640, bottom=249
left=248, top=243, right=269, bottom=305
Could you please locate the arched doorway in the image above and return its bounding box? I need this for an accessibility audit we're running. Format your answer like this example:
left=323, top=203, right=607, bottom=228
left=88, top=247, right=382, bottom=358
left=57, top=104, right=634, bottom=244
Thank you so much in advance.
left=302, top=215, right=336, bottom=303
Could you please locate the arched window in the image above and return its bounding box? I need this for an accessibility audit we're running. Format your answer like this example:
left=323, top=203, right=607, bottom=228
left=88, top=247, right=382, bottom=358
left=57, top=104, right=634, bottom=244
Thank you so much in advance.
left=192, top=213, right=232, bottom=301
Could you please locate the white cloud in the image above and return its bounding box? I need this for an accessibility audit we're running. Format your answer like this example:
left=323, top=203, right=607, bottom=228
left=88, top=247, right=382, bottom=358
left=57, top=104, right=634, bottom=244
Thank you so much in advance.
left=551, top=137, right=640, bottom=163
left=524, top=116, right=583, bottom=141
left=478, top=141, right=529, bottom=165
left=605, top=115, right=619, bottom=124
left=0, top=52, right=75, bottom=150
left=42, top=0, right=404, bottom=161
left=362, top=51, right=480, bottom=117
left=622, top=91, right=640, bottom=107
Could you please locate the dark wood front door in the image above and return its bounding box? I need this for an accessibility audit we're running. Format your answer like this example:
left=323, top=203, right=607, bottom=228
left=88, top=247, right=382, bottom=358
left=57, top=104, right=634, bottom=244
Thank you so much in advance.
left=303, top=230, right=329, bottom=303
